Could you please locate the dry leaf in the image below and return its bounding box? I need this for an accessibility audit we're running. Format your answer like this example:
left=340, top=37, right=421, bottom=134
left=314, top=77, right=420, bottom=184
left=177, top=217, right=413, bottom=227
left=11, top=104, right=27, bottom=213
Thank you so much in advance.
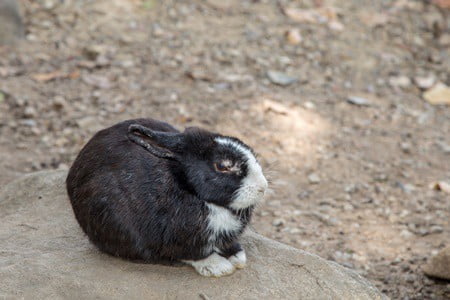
left=177, top=115, right=193, bottom=124
left=283, top=6, right=342, bottom=30
left=31, top=71, right=64, bottom=82
left=283, top=7, right=317, bottom=23
left=263, top=99, right=290, bottom=115
left=432, top=0, right=450, bottom=9
left=431, top=181, right=450, bottom=194
left=68, top=70, right=80, bottom=79
left=423, top=83, right=450, bottom=105
left=285, top=29, right=302, bottom=45
left=319, top=7, right=338, bottom=21
left=31, top=70, right=79, bottom=82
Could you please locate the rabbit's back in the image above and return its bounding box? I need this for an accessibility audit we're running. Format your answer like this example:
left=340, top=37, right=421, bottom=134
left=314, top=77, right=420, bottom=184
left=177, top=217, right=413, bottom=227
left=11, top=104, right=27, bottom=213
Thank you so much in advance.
left=66, top=119, right=186, bottom=262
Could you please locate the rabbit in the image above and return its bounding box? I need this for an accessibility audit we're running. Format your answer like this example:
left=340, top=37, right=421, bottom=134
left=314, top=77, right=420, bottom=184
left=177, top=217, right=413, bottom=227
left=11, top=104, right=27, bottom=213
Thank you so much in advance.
left=66, top=118, right=268, bottom=277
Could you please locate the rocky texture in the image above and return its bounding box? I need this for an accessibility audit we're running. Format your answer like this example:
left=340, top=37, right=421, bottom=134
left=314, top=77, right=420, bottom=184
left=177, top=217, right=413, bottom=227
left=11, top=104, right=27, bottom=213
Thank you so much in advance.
left=0, top=0, right=24, bottom=45
left=0, top=171, right=384, bottom=299
left=424, top=247, right=450, bottom=281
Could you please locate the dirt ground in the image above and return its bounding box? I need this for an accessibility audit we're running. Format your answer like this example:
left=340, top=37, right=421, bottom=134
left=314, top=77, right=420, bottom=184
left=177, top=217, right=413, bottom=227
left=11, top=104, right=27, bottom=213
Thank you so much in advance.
left=1, top=0, right=449, bottom=298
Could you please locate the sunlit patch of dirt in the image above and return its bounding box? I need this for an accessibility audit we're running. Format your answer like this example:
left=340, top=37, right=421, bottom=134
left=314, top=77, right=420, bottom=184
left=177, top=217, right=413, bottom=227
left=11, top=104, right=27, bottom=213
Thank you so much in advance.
left=218, top=97, right=332, bottom=167
left=348, top=222, right=411, bottom=263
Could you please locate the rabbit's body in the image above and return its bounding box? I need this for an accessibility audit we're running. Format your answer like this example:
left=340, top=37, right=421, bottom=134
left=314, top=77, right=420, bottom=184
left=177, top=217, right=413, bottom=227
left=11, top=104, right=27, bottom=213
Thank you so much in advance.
left=67, top=118, right=267, bottom=277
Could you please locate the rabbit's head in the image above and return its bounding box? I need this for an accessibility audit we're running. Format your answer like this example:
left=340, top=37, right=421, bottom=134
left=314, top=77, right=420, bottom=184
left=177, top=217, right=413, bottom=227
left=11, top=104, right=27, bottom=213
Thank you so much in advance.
left=128, top=124, right=268, bottom=210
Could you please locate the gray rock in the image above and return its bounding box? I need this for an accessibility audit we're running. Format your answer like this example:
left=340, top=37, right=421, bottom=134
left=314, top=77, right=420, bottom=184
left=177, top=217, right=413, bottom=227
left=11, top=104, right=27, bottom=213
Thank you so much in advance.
left=429, top=225, right=443, bottom=234
left=436, top=141, right=450, bottom=154
left=266, top=70, right=297, bottom=86
left=272, top=218, right=285, bottom=227
left=308, top=173, right=321, bottom=184
left=389, top=76, right=411, bottom=88
left=23, top=106, right=37, bottom=118
left=400, top=142, right=412, bottom=154
left=0, top=0, right=24, bottom=45
left=0, top=171, right=385, bottom=299
left=347, top=96, right=371, bottom=106
left=414, top=76, right=435, bottom=90
left=424, top=247, right=450, bottom=281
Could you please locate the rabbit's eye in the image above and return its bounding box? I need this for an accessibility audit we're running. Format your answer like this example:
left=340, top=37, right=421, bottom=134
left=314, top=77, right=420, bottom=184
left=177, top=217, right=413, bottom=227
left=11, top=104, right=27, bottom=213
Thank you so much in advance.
left=214, top=160, right=235, bottom=173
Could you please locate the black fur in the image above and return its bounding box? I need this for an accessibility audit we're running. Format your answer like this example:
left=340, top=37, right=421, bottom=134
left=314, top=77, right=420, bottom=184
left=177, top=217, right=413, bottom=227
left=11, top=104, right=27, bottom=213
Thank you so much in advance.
left=66, top=118, right=256, bottom=263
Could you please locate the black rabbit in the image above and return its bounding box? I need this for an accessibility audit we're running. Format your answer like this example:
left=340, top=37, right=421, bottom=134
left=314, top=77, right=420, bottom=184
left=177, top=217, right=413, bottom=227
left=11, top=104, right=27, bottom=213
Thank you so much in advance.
left=66, top=118, right=268, bottom=277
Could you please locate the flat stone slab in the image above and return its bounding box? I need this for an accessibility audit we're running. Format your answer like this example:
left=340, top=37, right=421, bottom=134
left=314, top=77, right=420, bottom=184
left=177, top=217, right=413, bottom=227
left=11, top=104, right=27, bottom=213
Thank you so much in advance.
left=0, top=171, right=385, bottom=299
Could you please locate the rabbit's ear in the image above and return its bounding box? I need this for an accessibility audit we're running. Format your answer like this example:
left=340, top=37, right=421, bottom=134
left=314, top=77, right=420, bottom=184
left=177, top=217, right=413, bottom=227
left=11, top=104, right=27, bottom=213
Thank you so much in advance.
left=127, top=124, right=184, bottom=159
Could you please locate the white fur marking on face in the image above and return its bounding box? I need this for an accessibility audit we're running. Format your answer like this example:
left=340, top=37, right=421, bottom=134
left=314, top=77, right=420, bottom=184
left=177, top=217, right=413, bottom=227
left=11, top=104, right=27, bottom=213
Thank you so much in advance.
left=206, top=203, right=242, bottom=242
left=215, top=137, right=268, bottom=210
left=183, top=252, right=236, bottom=277
left=228, top=250, right=247, bottom=269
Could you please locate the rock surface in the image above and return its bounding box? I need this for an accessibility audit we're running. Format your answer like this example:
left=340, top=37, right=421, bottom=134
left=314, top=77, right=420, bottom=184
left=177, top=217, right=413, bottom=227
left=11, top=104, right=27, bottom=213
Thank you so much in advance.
left=0, top=171, right=385, bottom=299
left=0, top=0, right=24, bottom=45
left=423, top=247, right=450, bottom=281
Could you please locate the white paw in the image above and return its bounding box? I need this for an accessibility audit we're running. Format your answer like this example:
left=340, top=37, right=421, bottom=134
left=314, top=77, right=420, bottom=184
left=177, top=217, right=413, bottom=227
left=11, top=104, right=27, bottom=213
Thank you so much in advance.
left=228, top=250, right=247, bottom=269
left=184, top=253, right=236, bottom=277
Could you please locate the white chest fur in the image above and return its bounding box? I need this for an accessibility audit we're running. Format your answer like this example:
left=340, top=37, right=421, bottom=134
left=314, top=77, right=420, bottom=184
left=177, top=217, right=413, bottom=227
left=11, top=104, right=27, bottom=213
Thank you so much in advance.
left=206, top=203, right=242, bottom=240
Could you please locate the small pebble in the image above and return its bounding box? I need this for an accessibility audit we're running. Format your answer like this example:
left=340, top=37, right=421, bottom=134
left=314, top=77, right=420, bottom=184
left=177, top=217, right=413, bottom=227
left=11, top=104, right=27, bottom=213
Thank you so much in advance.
left=303, top=101, right=315, bottom=109
left=400, top=142, right=412, bottom=154
left=400, top=229, right=413, bottom=238
left=347, top=96, right=371, bottom=106
left=414, top=76, right=435, bottom=90
left=308, top=173, right=321, bottom=184
left=23, top=106, right=37, bottom=118
left=285, top=29, right=302, bottom=45
left=429, top=225, right=443, bottom=234
left=389, top=76, right=411, bottom=88
left=272, top=218, right=285, bottom=227
left=266, top=71, right=297, bottom=86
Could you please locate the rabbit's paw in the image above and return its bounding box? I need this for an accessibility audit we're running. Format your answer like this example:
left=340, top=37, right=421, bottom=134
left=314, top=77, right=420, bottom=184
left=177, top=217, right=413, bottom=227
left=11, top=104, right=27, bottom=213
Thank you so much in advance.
left=228, top=250, right=246, bottom=269
left=184, top=253, right=236, bottom=277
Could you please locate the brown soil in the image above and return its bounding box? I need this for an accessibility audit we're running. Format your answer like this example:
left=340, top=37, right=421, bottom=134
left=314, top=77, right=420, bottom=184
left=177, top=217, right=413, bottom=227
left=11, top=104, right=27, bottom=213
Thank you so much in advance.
left=1, top=0, right=449, bottom=298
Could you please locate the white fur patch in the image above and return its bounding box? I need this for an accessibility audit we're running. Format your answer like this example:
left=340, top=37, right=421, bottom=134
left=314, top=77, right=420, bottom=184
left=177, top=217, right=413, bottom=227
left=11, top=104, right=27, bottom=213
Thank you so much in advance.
left=206, top=203, right=242, bottom=239
left=183, top=252, right=236, bottom=277
left=228, top=250, right=247, bottom=269
left=215, top=137, right=268, bottom=210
